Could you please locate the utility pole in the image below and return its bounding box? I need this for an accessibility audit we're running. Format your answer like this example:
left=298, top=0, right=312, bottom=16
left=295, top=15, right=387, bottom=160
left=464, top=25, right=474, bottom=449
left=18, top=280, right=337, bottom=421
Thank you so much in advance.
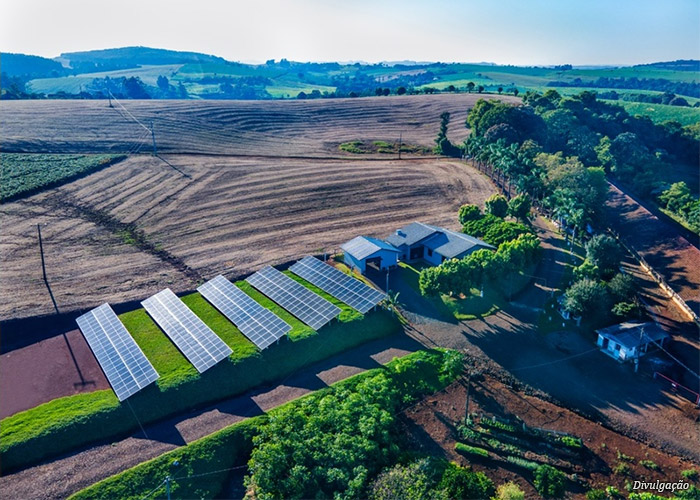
left=108, top=91, right=112, bottom=107
left=464, top=370, right=472, bottom=422
left=398, top=132, right=402, bottom=160
left=151, top=121, right=157, bottom=156
left=385, top=268, right=390, bottom=292
left=165, top=475, right=171, bottom=500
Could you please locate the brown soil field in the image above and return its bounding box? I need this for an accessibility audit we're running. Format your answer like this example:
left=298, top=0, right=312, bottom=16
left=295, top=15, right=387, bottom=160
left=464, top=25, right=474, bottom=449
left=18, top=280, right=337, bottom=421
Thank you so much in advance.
left=403, top=373, right=700, bottom=499
left=1, top=94, right=509, bottom=324
left=0, top=94, right=518, bottom=156
left=0, top=155, right=496, bottom=321
left=606, top=183, right=700, bottom=315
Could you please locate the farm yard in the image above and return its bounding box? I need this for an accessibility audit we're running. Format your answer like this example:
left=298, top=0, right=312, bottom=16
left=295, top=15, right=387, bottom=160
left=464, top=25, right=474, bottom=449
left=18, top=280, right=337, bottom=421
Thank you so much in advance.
left=1, top=92, right=699, bottom=499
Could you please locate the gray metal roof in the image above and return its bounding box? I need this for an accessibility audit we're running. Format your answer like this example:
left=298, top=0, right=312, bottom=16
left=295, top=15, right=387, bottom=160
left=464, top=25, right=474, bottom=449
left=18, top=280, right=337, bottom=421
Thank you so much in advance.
left=386, top=222, right=494, bottom=259
left=596, top=321, right=669, bottom=350
left=341, top=236, right=399, bottom=261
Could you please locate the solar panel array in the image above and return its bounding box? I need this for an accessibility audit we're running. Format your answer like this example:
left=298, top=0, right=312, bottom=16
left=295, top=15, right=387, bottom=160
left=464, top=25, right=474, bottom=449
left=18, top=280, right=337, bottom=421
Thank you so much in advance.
left=246, top=266, right=341, bottom=330
left=198, top=275, right=292, bottom=350
left=290, top=256, right=386, bottom=314
left=141, top=288, right=232, bottom=373
left=76, top=303, right=159, bottom=401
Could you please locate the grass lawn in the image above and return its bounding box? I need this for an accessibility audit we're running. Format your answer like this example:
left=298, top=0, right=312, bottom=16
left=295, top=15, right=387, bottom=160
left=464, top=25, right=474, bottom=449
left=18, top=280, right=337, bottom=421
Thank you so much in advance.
left=0, top=274, right=400, bottom=472
left=398, top=261, right=503, bottom=320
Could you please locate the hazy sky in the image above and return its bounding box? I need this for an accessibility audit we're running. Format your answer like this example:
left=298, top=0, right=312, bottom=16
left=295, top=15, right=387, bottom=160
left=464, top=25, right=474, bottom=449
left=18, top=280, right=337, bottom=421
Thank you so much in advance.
left=2, top=0, right=698, bottom=65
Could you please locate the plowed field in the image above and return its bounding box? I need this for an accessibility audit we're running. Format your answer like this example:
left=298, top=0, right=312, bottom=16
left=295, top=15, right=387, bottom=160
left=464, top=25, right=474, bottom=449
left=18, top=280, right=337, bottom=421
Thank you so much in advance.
left=1, top=95, right=503, bottom=321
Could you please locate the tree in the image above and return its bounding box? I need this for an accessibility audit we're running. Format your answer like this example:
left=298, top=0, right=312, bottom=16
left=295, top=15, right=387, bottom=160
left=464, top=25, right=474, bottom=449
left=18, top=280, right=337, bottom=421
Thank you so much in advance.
left=497, top=86, right=503, bottom=94
left=508, top=194, right=531, bottom=221
left=534, top=465, right=566, bottom=498
left=608, top=272, right=635, bottom=302
left=466, top=82, right=475, bottom=93
left=563, top=278, right=610, bottom=317
left=585, top=234, right=623, bottom=277
left=458, top=204, right=481, bottom=224
left=370, top=459, right=439, bottom=500
left=122, top=77, right=150, bottom=99
left=297, top=91, right=307, bottom=99
left=397, top=86, right=407, bottom=95
left=438, top=463, right=494, bottom=500
left=483, top=220, right=533, bottom=246
left=485, top=194, right=509, bottom=218
left=447, top=84, right=456, bottom=92
left=156, top=75, right=170, bottom=92
left=658, top=181, right=692, bottom=212
left=513, top=88, right=519, bottom=97
left=383, top=87, right=390, bottom=96
left=434, top=112, right=460, bottom=157
left=477, top=85, right=484, bottom=93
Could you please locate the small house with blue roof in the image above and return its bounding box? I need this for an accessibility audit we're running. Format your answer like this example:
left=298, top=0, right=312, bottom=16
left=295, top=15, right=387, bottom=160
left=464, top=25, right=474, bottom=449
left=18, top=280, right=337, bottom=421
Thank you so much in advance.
left=341, top=236, right=400, bottom=273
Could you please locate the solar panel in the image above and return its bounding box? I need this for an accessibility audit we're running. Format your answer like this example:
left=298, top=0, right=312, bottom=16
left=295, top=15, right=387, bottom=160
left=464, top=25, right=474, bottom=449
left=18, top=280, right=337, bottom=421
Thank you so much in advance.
left=289, top=256, right=387, bottom=314
left=246, top=266, right=341, bottom=330
left=76, top=303, right=159, bottom=401
left=141, top=289, right=232, bottom=373
left=198, top=275, right=292, bottom=350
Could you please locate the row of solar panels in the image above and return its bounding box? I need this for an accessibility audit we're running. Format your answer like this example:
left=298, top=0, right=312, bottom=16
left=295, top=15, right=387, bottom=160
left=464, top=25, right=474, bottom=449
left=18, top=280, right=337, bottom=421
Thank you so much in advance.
left=76, top=256, right=386, bottom=401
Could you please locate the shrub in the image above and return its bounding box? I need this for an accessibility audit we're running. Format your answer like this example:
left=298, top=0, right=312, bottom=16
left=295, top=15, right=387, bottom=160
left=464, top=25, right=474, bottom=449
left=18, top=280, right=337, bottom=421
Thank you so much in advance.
left=459, top=204, right=482, bottom=224
left=682, top=469, right=699, bottom=481
left=496, top=482, right=525, bottom=500
left=534, top=464, right=567, bottom=498
left=586, top=489, right=608, bottom=500
left=485, top=194, right=509, bottom=218
left=613, top=462, right=631, bottom=476
left=616, top=450, right=634, bottom=462
left=438, top=462, right=495, bottom=500
left=454, top=443, right=489, bottom=458
left=505, top=456, right=539, bottom=471
left=559, top=435, right=583, bottom=448
left=639, top=459, right=660, bottom=471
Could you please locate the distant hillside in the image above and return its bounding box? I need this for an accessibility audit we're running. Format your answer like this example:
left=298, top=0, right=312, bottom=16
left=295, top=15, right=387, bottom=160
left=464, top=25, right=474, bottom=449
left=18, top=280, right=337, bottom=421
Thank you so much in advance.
left=58, top=46, right=228, bottom=73
left=0, top=53, right=66, bottom=77
left=634, top=60, right=700, bottom=72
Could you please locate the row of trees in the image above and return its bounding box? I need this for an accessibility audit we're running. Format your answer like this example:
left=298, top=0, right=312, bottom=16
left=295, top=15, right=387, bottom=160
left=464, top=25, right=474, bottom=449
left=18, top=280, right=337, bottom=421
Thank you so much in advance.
left=419, top=233, right=540, bottom=297
left=244, top=350, right=463, bottom=499
left=547, top=76, right=700, bottom=98
left=460, top=91, right=699, bottom=237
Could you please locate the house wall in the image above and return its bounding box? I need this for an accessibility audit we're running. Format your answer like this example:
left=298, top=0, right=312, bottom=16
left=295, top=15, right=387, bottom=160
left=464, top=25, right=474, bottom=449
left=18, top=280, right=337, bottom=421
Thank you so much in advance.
left=373, top=249, right=398, bottom=270
left=423, top=247, right=444, bottom=266
left=344, top=252, right=366, bottom=274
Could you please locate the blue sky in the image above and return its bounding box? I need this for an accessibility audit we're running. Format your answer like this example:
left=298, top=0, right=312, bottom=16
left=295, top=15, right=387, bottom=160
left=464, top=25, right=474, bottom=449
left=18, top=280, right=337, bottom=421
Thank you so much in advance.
left=1, top=0, right=698, bottom=65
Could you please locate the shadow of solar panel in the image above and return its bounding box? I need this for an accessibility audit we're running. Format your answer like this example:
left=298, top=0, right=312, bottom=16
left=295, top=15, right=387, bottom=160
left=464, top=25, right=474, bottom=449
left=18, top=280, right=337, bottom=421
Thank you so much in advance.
left=76, top=303, right=159, bottom=401
left=289, top=256, right=386, bottom=314
left=198, top=275, right=292, bottom=350
left=245, top=266, right=341, bottom=330
left=141, top=289, right=232, bottom=373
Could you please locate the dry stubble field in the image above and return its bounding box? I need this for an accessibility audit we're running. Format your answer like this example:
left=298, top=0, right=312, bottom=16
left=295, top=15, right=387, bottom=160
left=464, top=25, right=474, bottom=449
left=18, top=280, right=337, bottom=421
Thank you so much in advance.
left=0, top=94, right=501, bottom=321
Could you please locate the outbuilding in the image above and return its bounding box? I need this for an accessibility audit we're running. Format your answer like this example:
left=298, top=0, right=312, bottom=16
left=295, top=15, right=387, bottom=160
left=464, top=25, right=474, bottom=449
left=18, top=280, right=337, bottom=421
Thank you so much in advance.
left=596, top=321, right=669, bottom=363
left=385, top=221, right=494, bottom=266
left=341, top=236, right=400, bottom=274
